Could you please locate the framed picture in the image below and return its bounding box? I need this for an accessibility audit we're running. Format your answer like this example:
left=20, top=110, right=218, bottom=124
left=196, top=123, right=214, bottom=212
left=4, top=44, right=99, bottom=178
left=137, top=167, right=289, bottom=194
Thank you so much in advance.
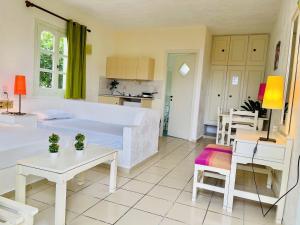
left=274, top=41, right=281, bottom=70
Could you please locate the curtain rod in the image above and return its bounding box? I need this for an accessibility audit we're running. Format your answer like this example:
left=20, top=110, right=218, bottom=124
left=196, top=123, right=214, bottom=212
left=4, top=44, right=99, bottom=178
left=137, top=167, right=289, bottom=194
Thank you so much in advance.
left=25, top=1, right=91, bottom=32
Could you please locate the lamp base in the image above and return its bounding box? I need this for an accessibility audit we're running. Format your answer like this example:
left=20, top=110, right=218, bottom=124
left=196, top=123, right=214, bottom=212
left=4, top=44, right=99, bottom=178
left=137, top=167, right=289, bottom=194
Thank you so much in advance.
left=259, top=137, right=276, bottom=143
left=12, top=112, right=26, bottom=116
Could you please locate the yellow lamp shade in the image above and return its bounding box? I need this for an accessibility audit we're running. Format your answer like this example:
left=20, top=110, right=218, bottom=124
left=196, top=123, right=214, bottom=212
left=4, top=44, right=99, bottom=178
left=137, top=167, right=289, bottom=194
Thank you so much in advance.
left=262, top=75, right=284, bottom=109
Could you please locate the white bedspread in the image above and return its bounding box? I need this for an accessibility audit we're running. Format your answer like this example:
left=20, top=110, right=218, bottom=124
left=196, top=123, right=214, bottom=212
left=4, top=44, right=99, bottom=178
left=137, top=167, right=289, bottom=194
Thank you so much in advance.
left=38, top=119, right=123, bottom=151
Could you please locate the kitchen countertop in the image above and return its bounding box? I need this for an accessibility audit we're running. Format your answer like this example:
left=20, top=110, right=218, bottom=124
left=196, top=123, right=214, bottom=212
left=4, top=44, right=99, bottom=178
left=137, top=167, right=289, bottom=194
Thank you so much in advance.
left=99, top=94, right=154, bottom=100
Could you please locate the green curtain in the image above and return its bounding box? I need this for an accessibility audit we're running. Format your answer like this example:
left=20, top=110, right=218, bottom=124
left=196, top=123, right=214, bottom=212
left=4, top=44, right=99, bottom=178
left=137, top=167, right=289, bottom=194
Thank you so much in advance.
left=65, top=20, right=87, bottom=99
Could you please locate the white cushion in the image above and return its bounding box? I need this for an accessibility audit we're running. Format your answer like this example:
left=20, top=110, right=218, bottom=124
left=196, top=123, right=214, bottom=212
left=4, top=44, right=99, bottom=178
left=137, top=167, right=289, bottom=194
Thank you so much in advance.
left=33, top=109, right=73, bottom=120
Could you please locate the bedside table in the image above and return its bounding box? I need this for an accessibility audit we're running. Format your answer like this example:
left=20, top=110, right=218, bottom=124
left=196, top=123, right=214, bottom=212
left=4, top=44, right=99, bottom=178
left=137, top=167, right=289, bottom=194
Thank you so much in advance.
left=0, top=114, right=38, bottom=128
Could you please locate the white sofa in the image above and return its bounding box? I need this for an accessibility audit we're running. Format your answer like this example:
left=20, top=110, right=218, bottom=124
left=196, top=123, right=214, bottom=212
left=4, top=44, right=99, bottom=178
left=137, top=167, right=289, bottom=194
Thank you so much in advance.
left=22, top=97, right=160, bottom=169
left=0, top=97, right=160, bottom=195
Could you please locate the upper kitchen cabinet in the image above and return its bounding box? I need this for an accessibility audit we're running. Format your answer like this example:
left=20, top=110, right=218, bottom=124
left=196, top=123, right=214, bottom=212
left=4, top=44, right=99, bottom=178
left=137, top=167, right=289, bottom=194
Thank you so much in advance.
left=246, top=34, right=269, bottom=66
left=211, top=36, right=230, bottom=65
left=137, top=57, right=155, bottom=80
left=228, top=35, right=249, bottom=65
left=106, top=56, right=155, bottom=80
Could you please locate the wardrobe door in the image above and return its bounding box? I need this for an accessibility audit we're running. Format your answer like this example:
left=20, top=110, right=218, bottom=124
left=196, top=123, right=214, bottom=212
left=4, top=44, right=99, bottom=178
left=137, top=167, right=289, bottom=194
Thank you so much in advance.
left=205, top=66, right=227, bottom=124
left=247, top=35, right=269, bottom=66
left=242, top=66, right=265, bottom=103
left=211, top=36, right=230, bottom=65
left=225, top=66, right=245, bottom=111
left=228, top=35, right=249, bottom=65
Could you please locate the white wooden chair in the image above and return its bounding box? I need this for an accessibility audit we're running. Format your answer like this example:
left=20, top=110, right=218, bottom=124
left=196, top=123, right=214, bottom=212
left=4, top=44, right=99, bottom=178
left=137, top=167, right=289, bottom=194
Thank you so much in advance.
left=227, top=109, right=258, bottom=145
left=216, top=107, right=226, bottom=145
left=0, top=196, right=38, bottom=225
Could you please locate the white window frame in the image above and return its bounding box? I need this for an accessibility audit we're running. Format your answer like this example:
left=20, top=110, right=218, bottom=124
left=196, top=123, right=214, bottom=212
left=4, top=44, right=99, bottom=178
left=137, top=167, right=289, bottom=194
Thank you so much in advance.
left=34, top=20, right=67, bottom=97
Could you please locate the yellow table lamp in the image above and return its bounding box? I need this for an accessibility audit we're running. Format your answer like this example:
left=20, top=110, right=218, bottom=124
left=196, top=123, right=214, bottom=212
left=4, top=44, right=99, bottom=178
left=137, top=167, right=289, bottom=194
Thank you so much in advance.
left=260, top=75, right=284, bottom=142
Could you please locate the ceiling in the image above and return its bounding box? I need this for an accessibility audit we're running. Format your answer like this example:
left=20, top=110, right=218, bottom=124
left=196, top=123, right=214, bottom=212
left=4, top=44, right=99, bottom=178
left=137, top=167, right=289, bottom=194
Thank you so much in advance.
left=60, top=0, right=282, bottom=34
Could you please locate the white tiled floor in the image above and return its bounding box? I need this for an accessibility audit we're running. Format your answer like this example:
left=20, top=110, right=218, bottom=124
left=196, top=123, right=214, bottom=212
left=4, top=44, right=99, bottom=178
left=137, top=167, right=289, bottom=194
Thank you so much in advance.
left=2, top=137, right=278, bottom=224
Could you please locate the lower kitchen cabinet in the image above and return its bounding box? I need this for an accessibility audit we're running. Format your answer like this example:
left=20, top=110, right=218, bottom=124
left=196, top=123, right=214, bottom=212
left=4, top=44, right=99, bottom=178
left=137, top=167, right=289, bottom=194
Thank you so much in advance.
left=99, top=96, right=122, bottom=105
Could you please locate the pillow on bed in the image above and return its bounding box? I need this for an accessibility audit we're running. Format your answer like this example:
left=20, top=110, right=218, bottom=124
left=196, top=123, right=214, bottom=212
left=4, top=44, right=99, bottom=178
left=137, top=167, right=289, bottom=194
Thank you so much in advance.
left=34, top=109, right=74, bottom=120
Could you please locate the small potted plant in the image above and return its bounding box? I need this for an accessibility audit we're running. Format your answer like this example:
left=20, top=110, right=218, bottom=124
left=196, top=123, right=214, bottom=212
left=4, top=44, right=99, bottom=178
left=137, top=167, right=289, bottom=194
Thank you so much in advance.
left=74, top=133, right=86, bottom=156
left=49, top=133, right=60, bottom=158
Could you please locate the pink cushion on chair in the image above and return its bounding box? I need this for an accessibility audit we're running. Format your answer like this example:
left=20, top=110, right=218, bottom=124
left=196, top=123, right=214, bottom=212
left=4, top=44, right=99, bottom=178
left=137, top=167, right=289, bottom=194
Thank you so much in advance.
left=204, top=144, right=232, bottom=154
left=195, top=150, right=232, bottom=170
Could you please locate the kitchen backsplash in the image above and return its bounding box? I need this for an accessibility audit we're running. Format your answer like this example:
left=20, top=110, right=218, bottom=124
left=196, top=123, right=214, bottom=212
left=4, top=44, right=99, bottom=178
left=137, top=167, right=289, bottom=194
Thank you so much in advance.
left=99, top=77, right=163, bottom=99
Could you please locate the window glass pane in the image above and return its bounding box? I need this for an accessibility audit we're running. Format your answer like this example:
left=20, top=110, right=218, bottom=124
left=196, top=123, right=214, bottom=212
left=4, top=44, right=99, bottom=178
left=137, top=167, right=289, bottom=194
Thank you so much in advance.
left=58, top=74, right=64, bottom=89
left=39, top=71, right=52, bottom=88
left=40, top=31, right=54, bottom=51
left=58, top=57, right=68, bottom=73
left=59, top=37, right=68, bottom=55
left=40, top=53, right=53, bottom=70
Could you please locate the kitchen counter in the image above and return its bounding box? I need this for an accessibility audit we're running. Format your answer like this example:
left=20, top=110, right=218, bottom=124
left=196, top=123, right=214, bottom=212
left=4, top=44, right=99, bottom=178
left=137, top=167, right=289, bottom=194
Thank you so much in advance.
left=98, top=95, right=154, bottom=108
left=99, top=94, right=154, bottom=100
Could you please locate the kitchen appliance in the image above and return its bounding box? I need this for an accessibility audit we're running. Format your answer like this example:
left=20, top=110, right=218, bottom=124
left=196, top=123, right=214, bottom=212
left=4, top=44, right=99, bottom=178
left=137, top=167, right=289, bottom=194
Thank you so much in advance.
left=142, top=92, right=158, bottom=98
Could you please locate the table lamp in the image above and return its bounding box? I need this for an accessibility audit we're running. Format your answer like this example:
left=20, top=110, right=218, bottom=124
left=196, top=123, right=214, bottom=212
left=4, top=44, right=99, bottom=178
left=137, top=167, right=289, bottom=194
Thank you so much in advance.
left=14, top=75, right=26, bottom=115
left=259, top=76, right=284, bottom=143
left=257, top=83, right=266, bottom=101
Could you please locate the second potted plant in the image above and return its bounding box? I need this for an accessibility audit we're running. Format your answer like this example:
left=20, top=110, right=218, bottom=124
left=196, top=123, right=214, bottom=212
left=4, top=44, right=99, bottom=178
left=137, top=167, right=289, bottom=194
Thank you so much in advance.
left=74, top=133, right=86, bottom=156
left=49, top=133, right=60, bottom=158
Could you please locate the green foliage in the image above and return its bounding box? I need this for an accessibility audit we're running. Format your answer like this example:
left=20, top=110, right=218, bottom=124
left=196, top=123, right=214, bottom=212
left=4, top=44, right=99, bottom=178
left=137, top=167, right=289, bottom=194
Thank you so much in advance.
left=74, top=141, right=84, bottom=151
left=49, top=143, right=59, bottom=153
left=74, top=133, right=85, bottom=151
left=109, top=80, right=119, bottom=91
left=241, top=100, right=267, bottom=117
left=49, top=133, right=60, bottom=144
left=40, top=72, right=52, bottom=88
left=75, top=133, right=85, bottom=142
left=40, top=31, right=54, bottom=51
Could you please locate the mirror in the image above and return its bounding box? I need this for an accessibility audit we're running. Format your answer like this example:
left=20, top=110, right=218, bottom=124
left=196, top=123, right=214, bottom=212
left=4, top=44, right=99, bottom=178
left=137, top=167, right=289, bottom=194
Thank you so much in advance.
left=282, top=13, right=299, bottom=134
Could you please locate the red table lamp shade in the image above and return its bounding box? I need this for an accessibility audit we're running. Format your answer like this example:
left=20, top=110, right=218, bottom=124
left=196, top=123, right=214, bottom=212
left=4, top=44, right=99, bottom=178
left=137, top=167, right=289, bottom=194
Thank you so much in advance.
left=14, top=75, right=26, bottom=95
left=257, top=83, right=266, bottom=101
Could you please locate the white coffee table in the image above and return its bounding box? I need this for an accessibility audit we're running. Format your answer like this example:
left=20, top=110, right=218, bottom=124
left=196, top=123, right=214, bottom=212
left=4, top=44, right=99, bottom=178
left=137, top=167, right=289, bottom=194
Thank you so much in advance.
left=15, top=145, right=118, bottom=225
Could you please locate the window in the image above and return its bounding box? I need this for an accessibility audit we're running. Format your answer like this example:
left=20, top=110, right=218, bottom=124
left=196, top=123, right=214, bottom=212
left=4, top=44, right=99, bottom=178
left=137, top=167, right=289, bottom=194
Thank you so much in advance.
left=35, top=21, right=67, bottom=96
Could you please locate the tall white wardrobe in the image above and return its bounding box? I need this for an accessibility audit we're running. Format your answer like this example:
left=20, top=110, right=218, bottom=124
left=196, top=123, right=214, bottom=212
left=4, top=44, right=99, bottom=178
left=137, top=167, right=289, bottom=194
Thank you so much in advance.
left=204, top=34, right=269, bottom=125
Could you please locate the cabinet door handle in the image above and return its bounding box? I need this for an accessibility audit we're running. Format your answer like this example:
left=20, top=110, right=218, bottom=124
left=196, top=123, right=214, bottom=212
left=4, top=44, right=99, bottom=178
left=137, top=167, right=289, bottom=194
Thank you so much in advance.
left=217, top=94, right=221, bottom=97
left=229, top=95, right=232, bottom=98
left=253, top=48, right=257, bottom=52
left=248, top=96, right=251, bottom=99
left=221, top=49, right=225, bottom=52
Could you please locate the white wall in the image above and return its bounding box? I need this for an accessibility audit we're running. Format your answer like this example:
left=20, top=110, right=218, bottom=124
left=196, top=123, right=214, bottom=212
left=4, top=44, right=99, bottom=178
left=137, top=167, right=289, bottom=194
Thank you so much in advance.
left=196, top=29, right=212, bottom=138
left=266, top=0, right=300, bottom=224
left=114, top=26, right=209, bottom=140
left=0, top=0, right=115, bottom=102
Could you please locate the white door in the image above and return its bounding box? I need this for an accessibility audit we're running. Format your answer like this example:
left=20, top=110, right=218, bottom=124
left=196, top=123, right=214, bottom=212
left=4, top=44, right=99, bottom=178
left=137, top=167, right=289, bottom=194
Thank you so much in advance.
left=225, top=66, right=245, bottom=111
left=167, top=53, right=196, bottom=139
left=206, top=65, right=227, bottom=124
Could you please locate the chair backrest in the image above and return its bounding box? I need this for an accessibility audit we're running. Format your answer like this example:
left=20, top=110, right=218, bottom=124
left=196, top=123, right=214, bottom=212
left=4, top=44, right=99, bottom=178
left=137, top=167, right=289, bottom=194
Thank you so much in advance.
left=227, top=109, right=258, bottom=145
left=216, top=107, right=223, bottom=144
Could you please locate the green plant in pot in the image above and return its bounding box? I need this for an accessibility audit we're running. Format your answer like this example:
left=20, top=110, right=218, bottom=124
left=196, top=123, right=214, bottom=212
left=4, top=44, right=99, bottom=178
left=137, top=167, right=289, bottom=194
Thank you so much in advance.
left=241, top=99, right=267, bottom=118
left=49, top=133, right=60, bottom=153
left=74, top=133, right=85, bottom=151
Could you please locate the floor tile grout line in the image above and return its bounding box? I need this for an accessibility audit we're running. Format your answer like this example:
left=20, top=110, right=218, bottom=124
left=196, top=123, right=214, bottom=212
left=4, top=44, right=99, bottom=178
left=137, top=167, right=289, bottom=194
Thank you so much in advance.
left=109, top=140, right=194, bottom=224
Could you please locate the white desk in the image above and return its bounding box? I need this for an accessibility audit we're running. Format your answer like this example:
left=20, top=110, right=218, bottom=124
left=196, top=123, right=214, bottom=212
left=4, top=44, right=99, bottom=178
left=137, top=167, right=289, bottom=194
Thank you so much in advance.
left=15, top=145, right=118, bottom=225
left=227, top=130, right=293, bottom=224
